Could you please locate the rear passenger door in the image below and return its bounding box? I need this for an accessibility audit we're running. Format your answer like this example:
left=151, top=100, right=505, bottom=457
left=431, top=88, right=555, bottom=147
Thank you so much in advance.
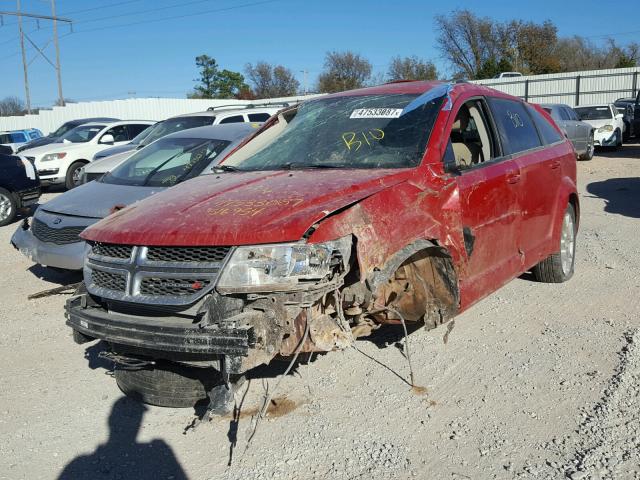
left=445, top=97, right=523, bottom=304
left=488, top=98, right=562, bottom=265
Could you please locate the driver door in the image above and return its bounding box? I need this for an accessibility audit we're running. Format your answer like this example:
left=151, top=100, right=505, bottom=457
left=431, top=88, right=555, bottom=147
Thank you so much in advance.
left=446, top=97, right=523, bottom=308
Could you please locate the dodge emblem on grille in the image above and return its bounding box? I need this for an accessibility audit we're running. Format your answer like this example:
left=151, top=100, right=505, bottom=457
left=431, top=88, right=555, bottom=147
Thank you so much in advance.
left=192, top=281, right=203, bottom=290
left=52, top=217, right=62, bottom=225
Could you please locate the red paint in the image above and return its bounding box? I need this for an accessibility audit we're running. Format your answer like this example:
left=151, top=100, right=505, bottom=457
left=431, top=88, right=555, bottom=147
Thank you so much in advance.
left=82, top=81, right=578, bottom=315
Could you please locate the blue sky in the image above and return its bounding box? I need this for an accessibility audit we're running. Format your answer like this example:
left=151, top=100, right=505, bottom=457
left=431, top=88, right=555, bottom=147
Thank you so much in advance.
left=0, top=0, right=638, bottom=107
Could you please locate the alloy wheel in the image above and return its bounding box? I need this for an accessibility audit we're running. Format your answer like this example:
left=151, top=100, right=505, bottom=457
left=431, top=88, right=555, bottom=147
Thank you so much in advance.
left=560, top=210, right=575, bottom=276
left=0, top=193, right=13, bottom=222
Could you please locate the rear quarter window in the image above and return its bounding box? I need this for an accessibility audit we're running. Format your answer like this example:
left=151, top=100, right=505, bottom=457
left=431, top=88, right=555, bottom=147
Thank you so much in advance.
left=488, top=98, right=542, bottom=154
left=248, top=113, right=271, bottom=122
left=526, top=105, right=564, bottom=145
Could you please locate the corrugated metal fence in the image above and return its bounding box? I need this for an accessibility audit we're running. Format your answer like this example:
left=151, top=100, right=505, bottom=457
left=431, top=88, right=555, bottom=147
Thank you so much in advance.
left=2, top=67, right=640, bottom=133
left=474, top=66, right=640, bottom=107
left=0, top=94, right=321, bottom=135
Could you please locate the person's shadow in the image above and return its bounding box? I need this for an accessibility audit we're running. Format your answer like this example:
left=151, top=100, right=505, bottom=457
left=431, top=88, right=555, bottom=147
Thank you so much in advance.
left=58, top=397, right=188, bottom=480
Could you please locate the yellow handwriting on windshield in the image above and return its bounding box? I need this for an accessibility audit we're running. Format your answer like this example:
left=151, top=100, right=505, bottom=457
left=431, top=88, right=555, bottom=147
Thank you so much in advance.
left=342, top=129, right=385, bottom=151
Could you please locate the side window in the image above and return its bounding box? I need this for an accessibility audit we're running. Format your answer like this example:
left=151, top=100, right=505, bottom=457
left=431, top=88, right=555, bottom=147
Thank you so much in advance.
left=559, top=108, right=571, bottom=121
left=448, top=99, right=497, bottom=171
left=103, top=125, right=128, bottom=142
left=526, top=105, right=564, bottom=145
left=219, top=115, right=244, bottom=124
left=127, top=124, right=150, bottom=139
left=488, top=98, right=542, bottom=155
left=567, top=108, right=579, bottom=121
left=248, top=113, right=271, bottom=122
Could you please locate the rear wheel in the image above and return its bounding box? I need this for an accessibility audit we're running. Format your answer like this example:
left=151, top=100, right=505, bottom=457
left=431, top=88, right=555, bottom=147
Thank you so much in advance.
left=65, top=161, right=86, bottom=190
left=579, top=133, right=594, bottom=160
left=532, top=204, right=576, bottom=283
left=115, top=361, right=218, bottom=408
left=0, top=188, right=17, bottom=227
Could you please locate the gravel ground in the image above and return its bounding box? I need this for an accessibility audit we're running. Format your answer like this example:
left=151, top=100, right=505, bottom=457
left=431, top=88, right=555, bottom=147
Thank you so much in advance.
left=1, top=144, right=639, bottom=480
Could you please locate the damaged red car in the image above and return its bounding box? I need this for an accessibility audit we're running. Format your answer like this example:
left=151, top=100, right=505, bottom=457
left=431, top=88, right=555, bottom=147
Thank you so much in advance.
left=65, top=81, right=579, bottom=410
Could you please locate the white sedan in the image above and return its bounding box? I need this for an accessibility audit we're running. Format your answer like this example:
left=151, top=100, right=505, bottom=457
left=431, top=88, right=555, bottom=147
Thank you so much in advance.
left=574, top=104, right=625, bottom=149
left=20, top=120, right=153, bottom=189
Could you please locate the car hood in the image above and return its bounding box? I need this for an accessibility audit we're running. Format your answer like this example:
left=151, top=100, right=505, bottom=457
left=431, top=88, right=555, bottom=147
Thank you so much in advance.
left=40, top=180, right=164, bottom=219
left=85, top=150, right=133, bottom=174
left=582, top=118, right=615, bottom=129
left=95, top=143, right=135, bottom=160
left=21, top=141, right=88, bottom=157
left=82, top=168, right=412, bottom=246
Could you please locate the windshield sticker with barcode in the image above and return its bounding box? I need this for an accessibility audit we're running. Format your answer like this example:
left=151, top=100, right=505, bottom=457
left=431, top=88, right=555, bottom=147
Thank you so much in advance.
left=350, top=108, right=403, bottom=119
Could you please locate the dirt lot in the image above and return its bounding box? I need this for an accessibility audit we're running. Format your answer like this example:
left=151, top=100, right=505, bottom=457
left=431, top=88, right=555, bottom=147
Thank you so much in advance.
left=1, top=145, right=639, bottom=480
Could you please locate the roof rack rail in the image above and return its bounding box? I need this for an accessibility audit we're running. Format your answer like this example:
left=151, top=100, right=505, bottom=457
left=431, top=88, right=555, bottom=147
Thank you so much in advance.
left=206, top=101, right=292, bottom=111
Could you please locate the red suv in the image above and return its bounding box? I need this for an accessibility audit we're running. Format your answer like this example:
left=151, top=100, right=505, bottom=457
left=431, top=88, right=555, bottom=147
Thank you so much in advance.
left=66, top=81, right=578, bottom=410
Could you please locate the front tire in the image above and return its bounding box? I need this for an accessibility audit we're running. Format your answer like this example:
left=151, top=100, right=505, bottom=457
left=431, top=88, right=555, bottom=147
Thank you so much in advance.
left=579, top=133, right=594, bottom=161
left=532, top=203, right=576, bottom=283
left=615, top=129, right=623, bottom=149
left=115, top=361, right=218, bottom=408
left=0, top=187, right=17, bottom=227
left=65, top=161, right=86, bottom=190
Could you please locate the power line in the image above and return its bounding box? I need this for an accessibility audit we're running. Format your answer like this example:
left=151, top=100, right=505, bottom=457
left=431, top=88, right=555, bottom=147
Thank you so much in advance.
left=75, top=0, right=219, bottom=26
left=70, top=0, right=280, bottom=34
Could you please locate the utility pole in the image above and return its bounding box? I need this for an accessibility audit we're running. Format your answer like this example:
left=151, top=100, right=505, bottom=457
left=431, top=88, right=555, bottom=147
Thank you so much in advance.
left=16, top=0, right=31, bottom=113
left=300, top=69, right=308, bottom=95
left=1, top=6, right=72, bottom=111
left=51, top=0, right=64, bottom=107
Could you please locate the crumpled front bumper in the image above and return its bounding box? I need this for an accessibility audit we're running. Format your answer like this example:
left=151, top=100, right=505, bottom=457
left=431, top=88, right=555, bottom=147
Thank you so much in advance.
left=11, top=224, right=89, bottom=270
left=65, top=293, right=257, bottom=358
left=594, top=130, right=618, bottom=146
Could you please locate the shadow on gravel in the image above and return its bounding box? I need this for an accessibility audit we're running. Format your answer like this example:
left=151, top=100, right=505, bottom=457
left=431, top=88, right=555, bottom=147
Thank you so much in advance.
left=84, top=341, right=115, bottom=372
left=27, top=264, right=82, bottom=285
left=57, top=397, right=188, bottom=480
left=586, top=177, right=640, bottom=219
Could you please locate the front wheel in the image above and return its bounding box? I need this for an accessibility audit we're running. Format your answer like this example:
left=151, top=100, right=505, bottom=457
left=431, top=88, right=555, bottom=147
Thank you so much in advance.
left=615, top=129, right=623, bottom=148
left=0, top=187, right=17, bottom=227
left=532, top=203, right=576, bottom=283
left=65, top=161, right=86, bottom=190
left=579, top=133, right=594, bottom=161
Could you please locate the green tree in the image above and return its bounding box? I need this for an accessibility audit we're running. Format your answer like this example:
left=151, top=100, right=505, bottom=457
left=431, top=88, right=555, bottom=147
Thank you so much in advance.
left=387, top=56, right=438, bottom=81
left=189, top=55, right=249, bottom=99
left=317, top=51, right=372, bottom=93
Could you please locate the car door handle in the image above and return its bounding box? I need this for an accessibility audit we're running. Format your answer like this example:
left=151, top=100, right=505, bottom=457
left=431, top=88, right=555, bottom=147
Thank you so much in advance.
left=506, top=173, right=521, bottom=184
left=550, top=160, right=561, bottom=169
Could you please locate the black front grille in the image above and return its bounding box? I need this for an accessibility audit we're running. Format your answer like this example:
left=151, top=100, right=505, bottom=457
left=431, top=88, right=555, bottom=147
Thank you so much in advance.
left=32, top=218, right=84, bottom=245
left=19, top=187, right=40, bottom=201
left=146, top=246, right=231, bottom=263
left=92, top=243, right=133, bottom=260
left=140, top=277, right=212, bottom=296
left=91, top=270, right=126, bottom=292
left=85, top=172, right=104, bottom=182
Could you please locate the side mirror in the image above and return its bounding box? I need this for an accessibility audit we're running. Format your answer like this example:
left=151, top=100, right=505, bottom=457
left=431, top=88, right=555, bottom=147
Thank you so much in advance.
left=442, top=141, right=460, bottom=175
left=100, top=134, right=115, bottom=144
left=615, top=113, right=624, bottom=119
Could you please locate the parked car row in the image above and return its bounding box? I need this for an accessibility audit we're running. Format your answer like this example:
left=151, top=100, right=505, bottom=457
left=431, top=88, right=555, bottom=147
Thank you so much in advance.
left=5, top=81, right=583, bottom=412
left=538, top=93, right=639, bottom=161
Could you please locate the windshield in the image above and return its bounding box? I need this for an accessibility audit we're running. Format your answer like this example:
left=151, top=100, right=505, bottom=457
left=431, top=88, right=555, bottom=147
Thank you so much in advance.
left=229, top=93, right=445, bottom=171
left=139, top=116, right=215, bottom=146
left=0, top=132, right=28, bottom=143
left=101, top=137, right=231, bottom=187
left=60, top=124, right=105, bottom=143
left=130, top=125, right=154, bottom=145
left=575, top=106, right=612, bottom=121
left=50, top=121, right=80, bottom=138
